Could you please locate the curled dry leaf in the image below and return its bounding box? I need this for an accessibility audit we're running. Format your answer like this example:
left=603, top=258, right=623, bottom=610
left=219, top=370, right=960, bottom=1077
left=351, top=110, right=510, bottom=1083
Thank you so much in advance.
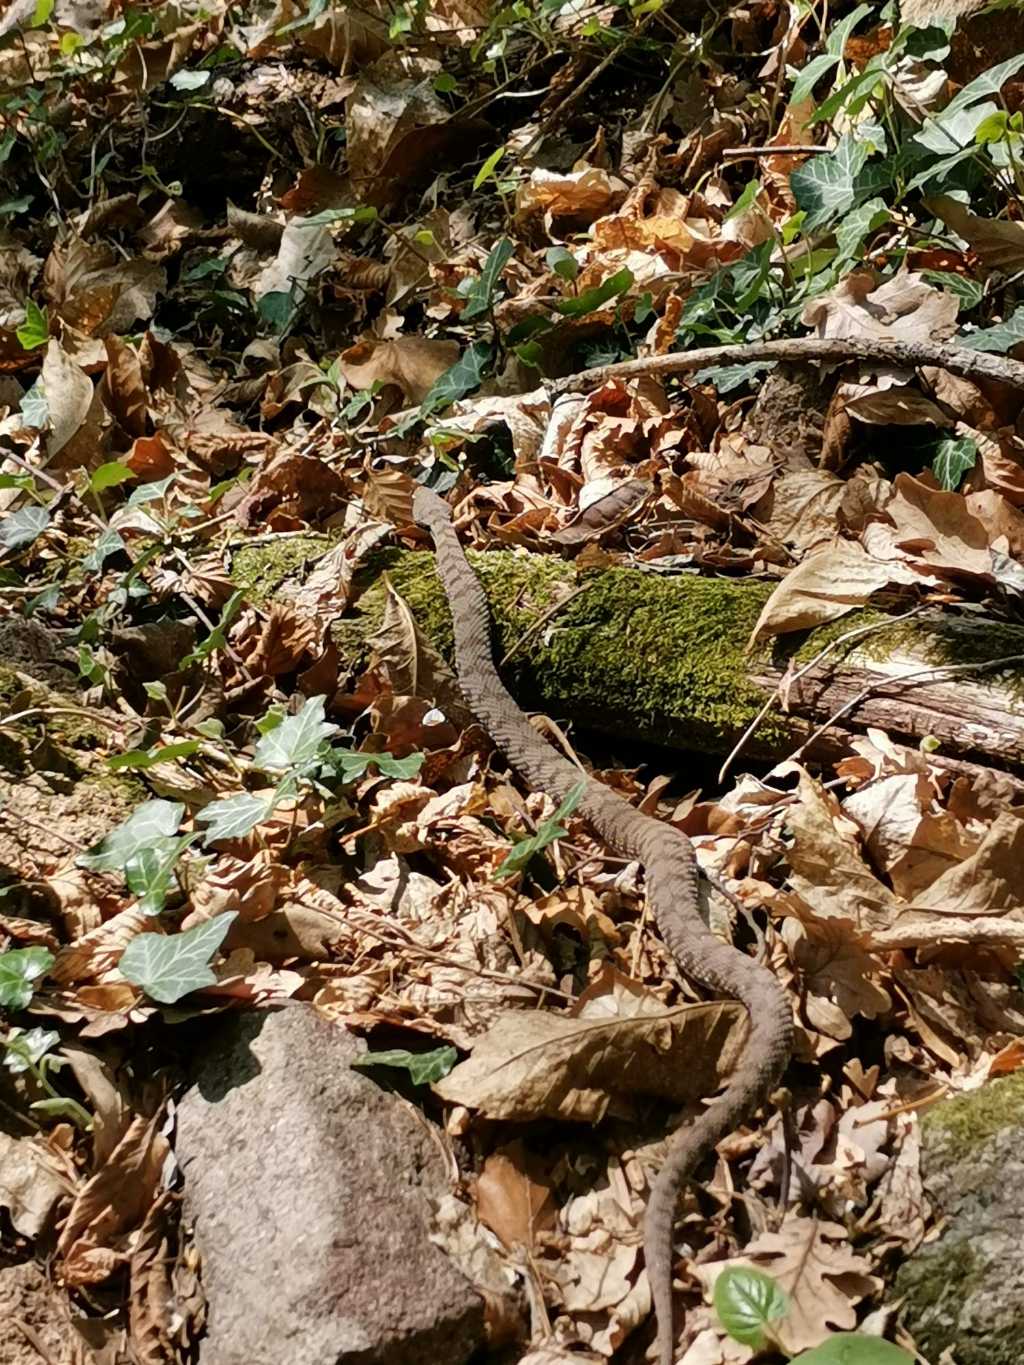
left=747, top=538, right=916, bottom=644
left=57, top=1110, right=170, bottom=1287
left=801, top=270, right=959, bottom=345
left=0, top=1132, right=71, bottom=1238
left=927, top=193, right=1024, bottom=273
left=337, top=334, right=459, bottom=404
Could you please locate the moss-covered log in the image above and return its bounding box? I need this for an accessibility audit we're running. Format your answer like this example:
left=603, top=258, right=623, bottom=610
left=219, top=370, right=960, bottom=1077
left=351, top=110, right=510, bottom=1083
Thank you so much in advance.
left=232, top=538, right=1024, bottom=776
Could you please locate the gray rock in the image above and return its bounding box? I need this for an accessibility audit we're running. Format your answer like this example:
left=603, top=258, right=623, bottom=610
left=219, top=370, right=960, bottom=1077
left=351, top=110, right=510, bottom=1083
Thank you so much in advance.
left=897, top=1071, right=1024, bottom=1365
left=176, top=1006, right=486, bottom=1365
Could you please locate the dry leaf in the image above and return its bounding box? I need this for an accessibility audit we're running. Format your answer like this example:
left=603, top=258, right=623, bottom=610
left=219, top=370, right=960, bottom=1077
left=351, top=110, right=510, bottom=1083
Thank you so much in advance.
left=337, top=334, right=458, bottom=404
left=476, top=1140, right=557, bottom=1249
left=748, top=539, right=908, bottom=644
left=928, top=193, right=1024, bottom=273
left=434, top=995, right=747, bottom=1121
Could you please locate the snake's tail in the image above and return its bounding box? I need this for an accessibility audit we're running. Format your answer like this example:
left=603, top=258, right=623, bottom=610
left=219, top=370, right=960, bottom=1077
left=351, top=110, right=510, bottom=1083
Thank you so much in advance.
left=412, top=483, right=794, bottom=1365
left=644, top=995, right=792, bottom=1365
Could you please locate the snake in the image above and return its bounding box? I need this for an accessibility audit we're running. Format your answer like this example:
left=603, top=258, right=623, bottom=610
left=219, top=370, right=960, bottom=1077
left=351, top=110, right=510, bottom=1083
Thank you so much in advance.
left=413, top=484, right=794, bottom=1365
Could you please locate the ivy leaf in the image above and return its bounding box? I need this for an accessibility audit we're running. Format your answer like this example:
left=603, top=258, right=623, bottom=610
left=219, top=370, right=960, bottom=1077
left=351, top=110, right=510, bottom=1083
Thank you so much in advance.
left=960, top=307, right=1024, bottom=354
left=119, top=912, right=237, bottom=1004
left=835, top=197, right=890, bottom=259
left=253, top=695, right=338, bottom=772
left=16, top=299, right=48, bottom=350
left=921, top=270, right=983, bottom=310
left=89, top=461, right=136, bottom=494
left=421, top=342, right=491, bottom=415
left=78, top=800, right=185, bottom=873
left=0, top=505, right=51, bottom=552
left=125, top=838, right=192, bottom=917
left=108, top=741, right=200, bottom=771
left=325, top=749, right=425, bottom=782
left=791, top=51, right=840, bottom=105
left=931, top=436, right=977, bottom=491
left=554, top=267, right=633, bottom=317
left=691, top=360, right=775, bottom=393
left=82, top=527, right=125, bottom=573
left=545, top=245, right=579, bottom=281
left=494, top=780, right=586, bottom=879
left=352, top=1045, right=458, bottom=1086
left=713, top=1265, right=789, bottom=1348
left=0, top=947, right=54, bottom=1010
left=197, top=792, right=275, bottom=843
left=3, top=1026, right=60, bottom=1074
left=795, top=1335, right=914, bottom=1365
left=461, top=237, right=514, bottom=321
left=791, top=137, right=888, bottom=232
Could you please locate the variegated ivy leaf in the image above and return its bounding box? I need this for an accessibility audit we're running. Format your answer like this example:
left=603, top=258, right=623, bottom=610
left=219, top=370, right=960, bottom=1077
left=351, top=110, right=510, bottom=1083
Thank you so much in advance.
left=119, top=912, right=237, bottom=1005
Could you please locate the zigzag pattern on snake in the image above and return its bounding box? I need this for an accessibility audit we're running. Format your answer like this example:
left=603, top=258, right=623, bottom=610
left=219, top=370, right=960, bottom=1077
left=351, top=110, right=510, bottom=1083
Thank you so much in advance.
left=413, top=484, right=794, bottom=1365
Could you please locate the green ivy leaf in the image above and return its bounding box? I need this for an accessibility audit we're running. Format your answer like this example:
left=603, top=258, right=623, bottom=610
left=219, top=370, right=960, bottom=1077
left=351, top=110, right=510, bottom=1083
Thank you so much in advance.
left=326, top=749, right=425, bottom=782
left=931, top=436, right=977, bottom=490
left=119, top=912, right=237, bottom=1004
left=0, top=505, right=51, bottom=552
left=3, top=1026, right=59, bottom=1073
left=960, top=307, right=1024, bottom=354
left=82, top=527, right=126, bottom=573
left=352, top=1045, right=458, bottom=1085
left=0, top=947, right=54, bottom=1010
left=713, top=1265, right=789, bottom=1348
left=16, top=299, right=48, bottom=350
left=421, top=341, right=492, bottom=415
left=545, top=245, right=579, bottom=281
left=494, top=780, right=586, bottom=879
left=197, top=792, right=276, bottom=843
left=89, top=461, right=136, bottom=494
left=125, top=838, right=192, bottom=917
left=461, top=237, right=514, bottom=321
left=78, top=799, right=185, bottom=873
left=473, top=145, right=505, bottom=190
left=554, top=267, right=633, bottom=317
left=835, top=197, right=890, bottom=259
left=795, top=1334, right=915, bottom=1365
left=253, top=695, right=339, bottom=772
left=691, top=360, right=775, bottom=393
left=107, top=741, right=200, bottom=771
left=791, top=136, right=889, bottom=232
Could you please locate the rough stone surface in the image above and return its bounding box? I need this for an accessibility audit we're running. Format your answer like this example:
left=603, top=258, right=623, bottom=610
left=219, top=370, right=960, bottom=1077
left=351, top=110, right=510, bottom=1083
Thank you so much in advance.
left=175, top=1006, right=486, bottom=1365
left=897, top=1072, right=1024, bottom=1365
left=0, top=1259, right=75, bottom=1365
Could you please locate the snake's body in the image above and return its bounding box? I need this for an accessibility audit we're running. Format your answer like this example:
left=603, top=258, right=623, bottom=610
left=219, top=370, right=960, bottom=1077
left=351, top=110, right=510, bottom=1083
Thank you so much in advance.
left=413, top=486, right=793, bottom=1365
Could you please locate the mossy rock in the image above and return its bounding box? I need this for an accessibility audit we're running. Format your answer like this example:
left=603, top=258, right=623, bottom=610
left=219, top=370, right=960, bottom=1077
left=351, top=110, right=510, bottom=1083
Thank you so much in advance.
left=896, top=1074, right=1024, bottom=1365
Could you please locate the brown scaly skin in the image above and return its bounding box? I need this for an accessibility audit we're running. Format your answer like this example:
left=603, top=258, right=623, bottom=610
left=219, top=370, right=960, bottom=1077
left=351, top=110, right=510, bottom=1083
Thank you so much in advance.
left=413, top=486, right=794, bottom=1365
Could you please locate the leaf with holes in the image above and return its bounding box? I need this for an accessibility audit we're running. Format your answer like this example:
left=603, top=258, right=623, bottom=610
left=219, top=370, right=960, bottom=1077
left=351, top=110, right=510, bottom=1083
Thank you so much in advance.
left=0, top=947, right=54, bottom=1010
left=714, top=1265, right=790, bottom=1348
left=119, top=913, right=237, bottom=1004
left=78, top=800, right=185, bottom=873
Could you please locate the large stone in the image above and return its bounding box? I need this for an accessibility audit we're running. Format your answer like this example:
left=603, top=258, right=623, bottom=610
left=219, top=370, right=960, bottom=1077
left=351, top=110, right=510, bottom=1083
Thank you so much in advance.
left=176, top=1006, right=486, bottom=1365
left=897, top=1072, right=1024, bottom=1365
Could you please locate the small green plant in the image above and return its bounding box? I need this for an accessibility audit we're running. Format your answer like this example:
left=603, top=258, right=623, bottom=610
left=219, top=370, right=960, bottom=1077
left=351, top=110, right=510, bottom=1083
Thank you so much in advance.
left=713, top=1265, right=913, bottom=1363
left=493, top=779, right=587, bottom=880
left=0, top=947, right=91, bottom=1128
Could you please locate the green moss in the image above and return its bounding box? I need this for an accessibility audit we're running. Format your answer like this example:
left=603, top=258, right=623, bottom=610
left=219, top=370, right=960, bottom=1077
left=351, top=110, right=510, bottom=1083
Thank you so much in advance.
left=920, top=1071, right=1024, bottom=1160
left=77, top=770, right=148, bottom=812
left=346, top=548, right=783, bottom=753
left=230, top=534, right=332, bottom=602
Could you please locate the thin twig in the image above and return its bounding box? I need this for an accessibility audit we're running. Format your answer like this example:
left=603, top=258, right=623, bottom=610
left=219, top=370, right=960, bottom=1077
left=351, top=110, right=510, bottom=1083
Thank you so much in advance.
left=547, top=336, right=1024, bottom=397
left=718, top=607, right=925, bottom=785
left=499, top=583, right=592, bottom=666
left=721, top=144, right=830, bottom=158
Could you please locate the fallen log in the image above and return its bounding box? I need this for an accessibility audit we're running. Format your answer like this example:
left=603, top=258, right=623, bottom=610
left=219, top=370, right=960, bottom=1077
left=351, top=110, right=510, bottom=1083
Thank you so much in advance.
left=232, top=540, right=1024, bottom=779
